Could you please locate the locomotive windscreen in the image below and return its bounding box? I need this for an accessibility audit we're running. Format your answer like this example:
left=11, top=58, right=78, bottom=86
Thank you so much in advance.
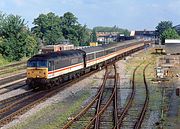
left=27, top=60, right=48, bottom=67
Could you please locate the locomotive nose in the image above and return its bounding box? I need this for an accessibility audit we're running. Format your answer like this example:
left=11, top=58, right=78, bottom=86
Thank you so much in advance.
left=27, top=68, right=48, bottom=79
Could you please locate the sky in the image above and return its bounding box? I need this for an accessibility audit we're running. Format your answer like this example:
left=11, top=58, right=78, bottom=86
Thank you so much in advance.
left=0, top=0, right=180, bottom=30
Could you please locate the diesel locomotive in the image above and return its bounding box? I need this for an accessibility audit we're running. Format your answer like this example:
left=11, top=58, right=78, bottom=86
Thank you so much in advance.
left=26, top=40, right=146, bottom=89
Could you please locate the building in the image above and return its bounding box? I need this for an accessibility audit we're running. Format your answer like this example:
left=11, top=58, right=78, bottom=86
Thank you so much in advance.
left=130, top=30, right=156, bottom=40
left=96, top=32, right=119, bottom=43
left=165, top=39, right=180, bottom=55
left=41, top=44, right=74, bottom=54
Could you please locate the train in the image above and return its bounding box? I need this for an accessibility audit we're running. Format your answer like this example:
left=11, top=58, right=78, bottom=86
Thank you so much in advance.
left=26, top=40, right=147, bottom=89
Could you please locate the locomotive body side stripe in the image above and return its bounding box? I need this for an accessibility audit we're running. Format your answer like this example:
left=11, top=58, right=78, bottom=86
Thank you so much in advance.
left=48, top=63, right=84, bottom=79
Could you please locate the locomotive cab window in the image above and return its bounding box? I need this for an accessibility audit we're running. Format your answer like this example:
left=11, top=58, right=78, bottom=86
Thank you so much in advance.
left=27, top=60, right=47, bottom=67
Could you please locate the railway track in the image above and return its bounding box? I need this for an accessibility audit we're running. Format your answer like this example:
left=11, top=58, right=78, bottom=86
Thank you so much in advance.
left=62, top=64, right=119, bottom=129
left=0, top=91, right=33, bottom=108
left=0, top=65, right=26, bottom=75
left=114, top=62, right=150, bottom=129
left=0, top=61, right=26, bottom=71
left=0, top=83, right=27, bottom=95
left=0, top=66, right=102, bottom=127
left=0, top=73, right=26, bottom=86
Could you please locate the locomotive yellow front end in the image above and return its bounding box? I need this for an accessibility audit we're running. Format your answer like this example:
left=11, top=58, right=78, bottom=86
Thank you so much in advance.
left=27, top=67, right=48, bottom=79
left=26, top=59, right=49, bottom=89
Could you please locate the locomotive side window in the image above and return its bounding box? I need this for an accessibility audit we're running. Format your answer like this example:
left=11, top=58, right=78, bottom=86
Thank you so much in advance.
left=57, top=58, right=70, bottom=68
left=54, top=60, right=60, bottom=69
left=71, top=58, right=79, bottom=65
left=48, top=61, right=54, bottom=71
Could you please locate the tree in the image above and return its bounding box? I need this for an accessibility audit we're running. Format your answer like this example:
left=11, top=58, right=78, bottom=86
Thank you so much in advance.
left=161, top=28, right=180, bottom=43
left=91, top=28, right=97, bottom=42
left=32, top=12, right=90, bottom=46
left=0, top=13, right=38, bottom=61
left=76, top=25, right=90, bottom=46
left=32, top=12, right=64, bottom=45
left=93, top=26, right=130, bottom=35
left=123, top=29, right=130, bottom=36
left=61, top=12, right=78, bottom=27
left=156, top=21, right=173, bottom=36
left=60, top=12, right=78, bottom=45
left=0, top=12, right=5, bottom=36
left=61, top=12, right=89, bottom=46
left=24, top=35, right=39, bottom=57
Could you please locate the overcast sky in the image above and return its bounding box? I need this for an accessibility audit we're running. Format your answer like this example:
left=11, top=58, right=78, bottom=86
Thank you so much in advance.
left=0, top=0, right=180, bottom=30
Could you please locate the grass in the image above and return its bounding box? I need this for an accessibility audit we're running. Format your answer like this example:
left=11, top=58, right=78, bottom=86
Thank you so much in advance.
left=10, top=90, right=91, bottom=129
left=0, top=54, right=9, bottom=66
left=0, top=54, right=28, bottom=67
left=0, top=64, right=26, bottom=77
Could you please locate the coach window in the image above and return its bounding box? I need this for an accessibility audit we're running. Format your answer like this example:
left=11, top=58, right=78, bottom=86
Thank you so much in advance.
left=109, top=48, right=115, bottom=53
left=96, top=51, right=104, bottom=58
left=87, top=54, right=94, bottom=60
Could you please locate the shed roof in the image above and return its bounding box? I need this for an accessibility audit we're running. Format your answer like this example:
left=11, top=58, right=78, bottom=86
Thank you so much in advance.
left=165, top=39, right=180, bottom=44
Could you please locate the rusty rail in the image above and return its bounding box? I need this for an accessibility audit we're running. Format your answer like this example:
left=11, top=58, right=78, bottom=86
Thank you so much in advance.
left=114, top=63, right=143, bottom=129
left=85, top=64, right=118, bottom=129
left=62, top=67, right=109, bottom=129
left=133, top=64, right=150, bottom=129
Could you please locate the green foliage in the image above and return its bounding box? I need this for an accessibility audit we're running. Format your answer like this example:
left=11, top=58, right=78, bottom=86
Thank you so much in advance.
left=91, top=28, right=97, bottom=42
left=156, top=21, right=180, bottom=44
left=32, top=12, right=64, bottom=45
left=61, top=12, right=90, bottom=46
left=93, top=26, right=130, bottom=36
left=123, top=29, right=130, bottom=36
left=0, top=12, right=38, bottom=61
left=156, top=21, right=173, bottom=36
left=24, top=35, right=39, bottom=57
left=0, top=54, right=9, bottom=66
left=32, top=12, right=90, bottom=46
left=161, top=28, right=180, bottom=40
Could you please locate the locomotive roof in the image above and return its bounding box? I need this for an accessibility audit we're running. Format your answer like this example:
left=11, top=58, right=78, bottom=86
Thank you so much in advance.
left=29, top=49, right=85, bottom=61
